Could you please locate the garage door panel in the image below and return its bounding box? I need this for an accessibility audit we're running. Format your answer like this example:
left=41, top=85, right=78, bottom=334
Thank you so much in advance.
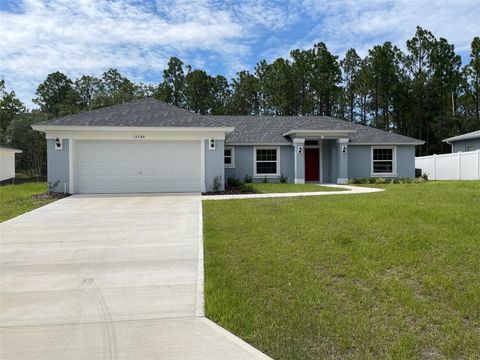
left=75, top=140, right=201, bottom=194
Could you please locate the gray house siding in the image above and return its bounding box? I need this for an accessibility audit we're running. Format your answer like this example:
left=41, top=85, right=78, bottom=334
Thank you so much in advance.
left=450, top=138, right=480, bottom=152
left=47, top=139, right=69, bottom=192
left=396, top=146, right=416, bottom=178
left=321, top=140, right=337, bottom=183
left=280, top=146, right=295, bottom=182
left=225, top=145, right=294, bottom=183
left=204, top=139, right=225, bottom=191
left=348, top=145, right=416, bottom=179
left=225, top=146, right=253, bottom=181
left=225, top=142, right=417, bottom=183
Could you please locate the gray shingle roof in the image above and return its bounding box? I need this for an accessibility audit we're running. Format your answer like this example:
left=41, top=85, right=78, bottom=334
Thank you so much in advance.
left=35, top=99, right=423, bottom=145
left=443, top=130, right=480, bottom=143
left=218, top=116, right=424, bottom=145
left=35, top=98, right=229, bottom=128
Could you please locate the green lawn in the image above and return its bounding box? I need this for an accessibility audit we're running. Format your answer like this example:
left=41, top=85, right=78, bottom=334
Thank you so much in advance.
left=0, top=182, right=57, bottom=222
left=251, top=183, right=343, bottom=193
left=203, top=181, right=480, bottom=359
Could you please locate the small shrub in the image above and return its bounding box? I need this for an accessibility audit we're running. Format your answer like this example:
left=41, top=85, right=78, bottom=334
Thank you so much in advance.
left=262, top=176, right=269, bottom=184
left=227, top=176, right=242, bottom=188
left=212, top=175, right=222, bottom=192
left=279, top=174, right=288, bottom=183
left=349, top=177, right=421, bottom=185
left=244, top=175, right=252, bottom=183
left=422, top=172, right=429, bottom=181
left=240, top=183, right=256, bottom=193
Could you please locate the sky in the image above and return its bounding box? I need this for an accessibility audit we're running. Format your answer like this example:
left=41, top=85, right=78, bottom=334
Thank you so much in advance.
left=0, top=0, right=479, bottom=108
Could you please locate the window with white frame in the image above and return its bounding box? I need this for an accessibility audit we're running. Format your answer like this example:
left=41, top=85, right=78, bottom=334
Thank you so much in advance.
left=255, top=147, right=279, bottom=175
left=466, top=145, right=476, bottom=152
left=371, top=147, right=396, bottom=175
left=224, top=147, right=235, bottom=168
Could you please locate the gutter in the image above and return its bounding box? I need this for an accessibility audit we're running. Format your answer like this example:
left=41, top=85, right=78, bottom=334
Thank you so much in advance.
left=31, top=125, right=235, bottom=133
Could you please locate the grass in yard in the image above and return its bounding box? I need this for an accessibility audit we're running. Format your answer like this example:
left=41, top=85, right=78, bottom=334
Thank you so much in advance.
left=203, top=181, right=480, bottom=359
left=251, top=183, right=342, bottom=193
left=0, top=182, right=56, bottom=222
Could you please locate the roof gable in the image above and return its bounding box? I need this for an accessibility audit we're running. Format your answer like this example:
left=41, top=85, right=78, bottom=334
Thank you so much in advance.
left=35, top=98, right=228, bottom=128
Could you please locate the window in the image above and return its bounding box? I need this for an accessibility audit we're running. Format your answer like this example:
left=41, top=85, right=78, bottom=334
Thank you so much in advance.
left=254, top=147, right=279, bottom=176
left=371, top=147, right=396, bottom=175
left=466, top=145, right=476, bottom=152
left=224, top=147, right=235, bottom=168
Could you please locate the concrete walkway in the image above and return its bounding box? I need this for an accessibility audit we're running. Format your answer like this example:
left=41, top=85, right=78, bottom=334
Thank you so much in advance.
left=0, top=195, right=271, bottom=360
left=203, top=184, right=384, bottom=200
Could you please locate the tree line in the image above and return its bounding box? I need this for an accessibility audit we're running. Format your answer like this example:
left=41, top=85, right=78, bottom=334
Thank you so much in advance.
left=1, top=27, right=478, bottom=177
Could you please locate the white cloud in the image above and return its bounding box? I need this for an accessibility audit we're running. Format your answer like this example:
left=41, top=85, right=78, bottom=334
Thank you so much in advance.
left=301, top=0, right=479, bottom=56
left=0, top=0, right=478, bottom=108
left=0, top=0, right=256, bottom=106
left=262, top=0, right=479, bottom=65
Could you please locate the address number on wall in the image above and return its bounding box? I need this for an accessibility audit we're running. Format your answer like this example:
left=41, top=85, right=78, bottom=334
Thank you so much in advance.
left=133, top=135, right=146, bottom=139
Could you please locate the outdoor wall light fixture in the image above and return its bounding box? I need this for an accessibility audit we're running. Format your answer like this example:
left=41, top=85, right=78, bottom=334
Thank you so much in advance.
left=209, top=138, right=216, bottom=150
left=55, top=137, right=63, bottom=150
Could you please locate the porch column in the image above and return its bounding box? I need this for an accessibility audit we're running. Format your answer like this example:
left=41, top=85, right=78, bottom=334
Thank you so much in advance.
left=337, top=138, right=349, bottom=184
left=293, top=138, right=305, bottom=184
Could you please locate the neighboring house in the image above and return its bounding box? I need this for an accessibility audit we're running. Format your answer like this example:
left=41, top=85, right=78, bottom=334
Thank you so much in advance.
left=0, top=145, right=22, bottom=182
left=443, top=130, right=480, bottom=153
left=32, top=99, right=424, bottom=194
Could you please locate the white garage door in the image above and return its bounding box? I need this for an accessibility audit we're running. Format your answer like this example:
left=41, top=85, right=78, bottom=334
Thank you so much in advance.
left=75, top=140, right=201, bottom=193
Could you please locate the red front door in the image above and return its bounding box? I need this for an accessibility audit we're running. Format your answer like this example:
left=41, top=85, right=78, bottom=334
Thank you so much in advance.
left=305, top=148, right=320, bottom=182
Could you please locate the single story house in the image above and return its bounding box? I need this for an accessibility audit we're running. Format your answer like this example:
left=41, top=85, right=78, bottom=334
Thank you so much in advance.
left=443, top=130, right=480, bottom=153
left=32, top=99, right=424, bottom=194
left=0, top=145, right=22, bottom=182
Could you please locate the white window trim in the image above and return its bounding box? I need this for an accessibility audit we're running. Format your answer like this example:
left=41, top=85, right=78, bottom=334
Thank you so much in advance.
left=224, top=147, right=235, bottom=168
left=253, top=146, right=280, bottom=177
left=371, top=146, right=397, bottom=177
left=466, top=144, right=476, bottom=152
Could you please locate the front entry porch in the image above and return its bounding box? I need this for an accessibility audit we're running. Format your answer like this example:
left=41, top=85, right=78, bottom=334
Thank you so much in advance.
left=290, top=132, right=352, bottom=185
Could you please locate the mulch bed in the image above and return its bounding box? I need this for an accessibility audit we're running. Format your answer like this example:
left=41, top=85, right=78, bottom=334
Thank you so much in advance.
left=32, top=192, right=71, bottom=200
left=202, top=184, right=256, bottom=196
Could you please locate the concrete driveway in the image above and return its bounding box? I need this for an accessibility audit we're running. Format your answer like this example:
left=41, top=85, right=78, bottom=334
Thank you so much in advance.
left=0, top=195, right=270, bottom=359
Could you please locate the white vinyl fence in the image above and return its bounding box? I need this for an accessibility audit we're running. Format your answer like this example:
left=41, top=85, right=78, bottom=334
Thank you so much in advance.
left=415, top=150, right=480, bottom=180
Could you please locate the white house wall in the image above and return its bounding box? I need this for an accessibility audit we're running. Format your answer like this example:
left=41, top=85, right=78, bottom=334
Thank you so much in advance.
left=0, top=151, right=17, bottom=181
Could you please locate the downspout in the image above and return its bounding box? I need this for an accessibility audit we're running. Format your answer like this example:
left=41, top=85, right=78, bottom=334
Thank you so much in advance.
left=446, top=141, right=454, bottom=153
